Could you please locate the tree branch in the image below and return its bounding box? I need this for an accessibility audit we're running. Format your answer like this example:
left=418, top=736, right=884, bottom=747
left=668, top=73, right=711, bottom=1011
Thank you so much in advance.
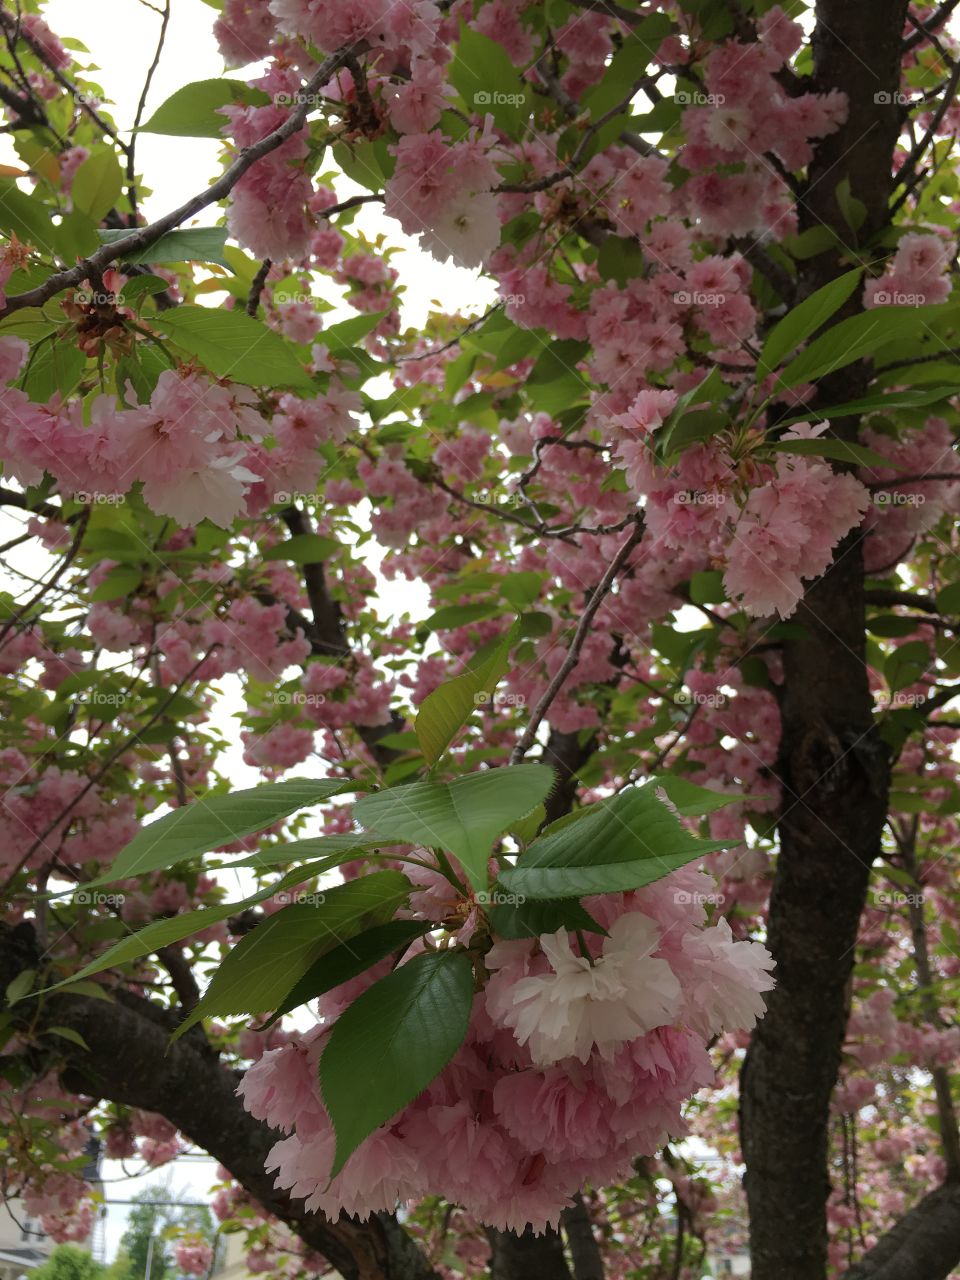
left=509, top=519, right=644, bottom=765
left=0, top=42, right=365, bottom=319
left=841, top=1183, right=960, bottom=1280
left=0, top=920, right=440, bottom=1280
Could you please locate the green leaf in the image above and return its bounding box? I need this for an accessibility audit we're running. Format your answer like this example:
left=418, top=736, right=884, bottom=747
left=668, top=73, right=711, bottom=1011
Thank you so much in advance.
left=776, top=306, right=956, bottom=389
left=71, top=149, right=124, bottom=222
left=319, top=949, right=474, bottom=1177
left=140, top=78, right=268, bottom=137
left=422, top=602, right=502, bottom=634
left=770, top=437, right=903, bottom=470
left=174, top=871, right=411, bottom=1038
left=486, top=897, right=606, bottom=940
left=153, top=305, right=313, bottom=391
left=499, top=782, right=730, bottom=900
left=262, top=533, right=339, bottom=564
left=597, top=235, right=647, bottom=286
left=688, top=570, right=726, bottom=605
left=783, top=386, right=960, bottom=421
left=580, top=14, right=675, bottom=119
left=89, top=566, right=142, bottom=602
left=936, top=582, right=960, bottom=615
left=449, top=25, right=532, bottom=135
left=757, top=268, right=862, bottom=380
left=320, top=312, right=386, bottom=353
left=414, top=622, right=520, bottom=764
left=94, top=778, right=351, bottom=883
left=46, top=1026, right=90, bottom=1050
left=0, top=180, right=59, bottom=255
left=885, top=640, right=930, bottom=694
left=97, top=226, right=229, bottom=267
left=53, top=863, right=348, bottom=987
left=835, top=177, right=867, bottom=234
left=653, top=776, right=744, bottom=817
left=354, top=765, right=555, bottom=893
left=5, top=969, right=35, bottom=1006
left=264, top=919, right=430, bottom=1024
left=20, top=340, right=85, bottom=404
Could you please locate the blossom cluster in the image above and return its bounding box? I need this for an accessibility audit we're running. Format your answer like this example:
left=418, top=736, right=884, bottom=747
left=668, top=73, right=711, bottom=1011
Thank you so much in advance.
left=239, top=867, right=773, bottom=1231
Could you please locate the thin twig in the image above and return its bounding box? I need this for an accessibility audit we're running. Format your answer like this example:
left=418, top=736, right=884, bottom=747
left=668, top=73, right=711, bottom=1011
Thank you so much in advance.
left=126, top=0, right=171, bottom=223
left=509, top=519, right=645, bottom=764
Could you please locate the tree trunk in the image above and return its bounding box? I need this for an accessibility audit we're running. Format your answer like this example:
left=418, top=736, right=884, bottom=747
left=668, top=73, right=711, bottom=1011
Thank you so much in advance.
left=739, top=1, right=907, bottom=1276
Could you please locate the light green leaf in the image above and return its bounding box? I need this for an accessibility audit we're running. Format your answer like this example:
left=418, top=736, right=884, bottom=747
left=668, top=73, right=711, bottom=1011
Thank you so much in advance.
left=140, top=79, right=269, bottom=137
left=71, top=149, right=124, bottom=222
left=90, top=566, right=142, bottom=602
left=173, top=871, right=411, bottom=1038
left=98, top=226, right=229, bottom=267
left=415, top=622, right=520, bottom=764
left=153, top=305, right=313, bottom=391
left=449, top=25, right=532, bottom=135
left=354, top=765, right=555, bottom=892
left=20, top=341, right=86, bottom=404
left=499, top=782, right=730, bottom=899
left=93, top=778, right=351, bottom=883
left=319, top=949, right=474, bottom=1177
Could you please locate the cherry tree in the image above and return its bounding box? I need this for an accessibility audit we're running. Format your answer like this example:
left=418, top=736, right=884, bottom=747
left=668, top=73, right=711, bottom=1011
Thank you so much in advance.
left=0, top=0, right=959, bottom=1278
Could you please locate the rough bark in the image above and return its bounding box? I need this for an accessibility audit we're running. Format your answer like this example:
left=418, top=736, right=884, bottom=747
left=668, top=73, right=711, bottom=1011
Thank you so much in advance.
left=739, top=2, right=908, bottom=1277
left=841, top=1184, right=960, bottom=1280
left=0, top=921, right=439, bottom=1280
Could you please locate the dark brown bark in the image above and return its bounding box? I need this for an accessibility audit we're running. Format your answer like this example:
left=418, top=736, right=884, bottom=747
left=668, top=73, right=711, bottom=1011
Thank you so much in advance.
left=739, top=2, right=908, bottom=1277
left=841, top=1184, right=960, bottom=1280
left=0, top=921, right=439, bottom=1280
left=486, top=1227, right=572, bottom=1280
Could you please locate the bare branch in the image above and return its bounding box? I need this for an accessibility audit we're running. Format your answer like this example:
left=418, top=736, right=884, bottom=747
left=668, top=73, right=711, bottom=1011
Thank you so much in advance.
left=509, top=519, right=644, bottom=764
